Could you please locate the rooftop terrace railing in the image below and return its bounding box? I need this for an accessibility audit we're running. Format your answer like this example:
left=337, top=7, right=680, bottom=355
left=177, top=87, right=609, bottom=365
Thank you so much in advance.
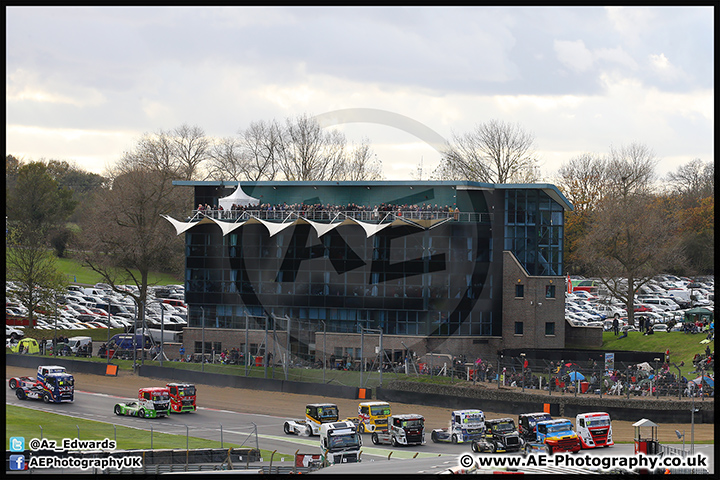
left=188, top=209, right=493, bottom=224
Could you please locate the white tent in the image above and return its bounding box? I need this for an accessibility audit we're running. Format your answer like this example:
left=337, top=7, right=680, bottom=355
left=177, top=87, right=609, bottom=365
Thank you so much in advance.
left=218, top=184, right=260, bottom=210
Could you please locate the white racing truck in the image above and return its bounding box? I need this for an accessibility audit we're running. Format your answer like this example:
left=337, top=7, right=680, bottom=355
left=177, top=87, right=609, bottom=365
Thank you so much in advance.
left=284, top=403, right=339, bottom=436
left=371, top=414, right=425, bottom=447
left=576, top=412, right=613, bottom=449
left=431, top=409, right=486, bottom=444
left=320, top=420, right=362, bottom=465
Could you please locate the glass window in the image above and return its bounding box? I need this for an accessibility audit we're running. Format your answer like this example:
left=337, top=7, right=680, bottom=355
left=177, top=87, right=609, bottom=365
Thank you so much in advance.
left=515, top=322, right=523, bottom=335
left=515, top=284, right=524, bottom=298
left=546, top=285, right=556, bottom=298
left=545, top=322, right=555, bottom=336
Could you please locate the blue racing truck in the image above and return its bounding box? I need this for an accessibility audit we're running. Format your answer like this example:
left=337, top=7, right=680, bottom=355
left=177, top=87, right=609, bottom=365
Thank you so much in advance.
left=431, top=409, right=486, bottom=444
left=15, top=366, right=74, bottom=403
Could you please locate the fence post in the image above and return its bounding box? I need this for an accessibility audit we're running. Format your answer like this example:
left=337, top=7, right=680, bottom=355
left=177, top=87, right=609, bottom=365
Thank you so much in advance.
left=220, top=424, right=223, bottom=448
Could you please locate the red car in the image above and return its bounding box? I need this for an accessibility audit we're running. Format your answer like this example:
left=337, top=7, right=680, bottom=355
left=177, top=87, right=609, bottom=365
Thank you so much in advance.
left=633, top=304, right=653, bottom=313
left=9, top=376, right=38, bottom=390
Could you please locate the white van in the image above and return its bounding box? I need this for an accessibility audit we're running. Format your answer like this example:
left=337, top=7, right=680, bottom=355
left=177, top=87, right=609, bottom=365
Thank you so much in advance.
left=67, top=336, right=93, bottom=354
left=642, top=298, right=679, bottom=312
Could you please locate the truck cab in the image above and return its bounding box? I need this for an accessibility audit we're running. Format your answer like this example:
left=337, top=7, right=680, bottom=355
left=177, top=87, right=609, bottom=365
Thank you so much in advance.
left=167, top=383, right=197, bottom=413
left=535, top=418, right=581, bottom=454
left=518, top=412, right=553, bottom=443
left=137, top=387, right=171, bottom=417
left=576, top=412, right=613, bottom=448
left=431, top=409, right=485, bottom=444
left=320, top=420, right=362, bottom=465
left=371, top=414, right=425, bottom=447
left=356, top=401, right=391, bottom=433
left=40, top=372, right=74, bottom=403
left=284, top=403, right=339, bottom=436
left=482, top=418, right=521, bottom=452
left=37, top=365, right=67, bottom=386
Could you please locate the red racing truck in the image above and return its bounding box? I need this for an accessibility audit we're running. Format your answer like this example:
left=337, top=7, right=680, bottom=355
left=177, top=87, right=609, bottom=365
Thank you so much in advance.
left=167, top=383, right=197, bottom=413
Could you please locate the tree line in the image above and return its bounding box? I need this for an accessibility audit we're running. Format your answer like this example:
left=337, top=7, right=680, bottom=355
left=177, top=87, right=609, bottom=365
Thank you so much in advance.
left=5, top=114, right=714, bottom=329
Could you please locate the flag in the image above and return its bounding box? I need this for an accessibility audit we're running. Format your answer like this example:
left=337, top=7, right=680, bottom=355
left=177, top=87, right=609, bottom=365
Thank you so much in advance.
left=567, top=273, right=572, bottom=294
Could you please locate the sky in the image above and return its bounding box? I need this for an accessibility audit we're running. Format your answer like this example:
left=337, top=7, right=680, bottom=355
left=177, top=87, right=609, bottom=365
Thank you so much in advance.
left=6, top=6, right=714, bottom=182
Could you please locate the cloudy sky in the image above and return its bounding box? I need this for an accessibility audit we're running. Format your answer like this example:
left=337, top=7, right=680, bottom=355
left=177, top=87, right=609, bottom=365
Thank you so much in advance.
left=6, top=6, right=713, bottom=181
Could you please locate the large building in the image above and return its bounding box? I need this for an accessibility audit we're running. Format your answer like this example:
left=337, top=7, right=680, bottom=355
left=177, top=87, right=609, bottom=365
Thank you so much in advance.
left=164, top=180, right=575, bottom=365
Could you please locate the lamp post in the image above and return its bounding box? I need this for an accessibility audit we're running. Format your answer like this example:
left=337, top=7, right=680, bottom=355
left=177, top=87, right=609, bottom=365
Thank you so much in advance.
left=654, top=357, right=661, bottom=399
left=360, top=327, right=383, bottom=387
left=319, top=320, right=326, bottom=384
left=520, top=353, right=526, bottom=392
left=200, top=307, right=205, bottom=373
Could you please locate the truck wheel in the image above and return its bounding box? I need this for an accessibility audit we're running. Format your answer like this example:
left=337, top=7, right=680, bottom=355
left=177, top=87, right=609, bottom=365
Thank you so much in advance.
left=471, top=441, right=478, bottom=453
left=16, top=389, right=26, bottom=400
left=372, top=433, right=379, bottom=445
left=9, top=379, right=17, bottom=389
left=451, top=434, right=458, bottom=444
left=359, top=423, right=365, bottom=434
left=114, top=405, right=123, bottom=416
left=139, top=409, right=145, bottom=418
left=391, top=436, right=398, bottom=447
left=490, top=442, right=497, bottom=453
left=43, top=393, right=51, bottom=403
left=431, top=431, right=438, bottom=443
left=546, top=445, right=553, bottom=455
left=305, top=425, right=312, bottom=436
left=284, top=422, right=292, bottom=435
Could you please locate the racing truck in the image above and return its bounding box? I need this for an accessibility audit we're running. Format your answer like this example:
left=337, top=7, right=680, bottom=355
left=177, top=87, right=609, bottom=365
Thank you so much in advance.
left=113, top=387, right=170, bottom=418
left=471, top=417, right=521, bottom=453
left=320, top=420, right=362, bottom=465
left=284, top=403, right=339, bottom=436
left=371, top=414, right=425, bottom=447
left=575, top=412, right=613, bottom=448
left=15, top=371, right=74, bottom=403
left=9, top=365, right=67, bottom=390
left=167, top=383, right=197, bottom=413
left=431, top=409, right=486, bottom=444
left=518, top=412, right=553, bottom=444
left=347, top=401, right=392, bottom=433
left=525, top=418, right=581, bottom=454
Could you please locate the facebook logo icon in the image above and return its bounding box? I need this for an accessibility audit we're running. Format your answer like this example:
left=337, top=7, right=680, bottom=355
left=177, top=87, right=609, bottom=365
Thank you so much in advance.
left=9, top=455, right=26, bottom=471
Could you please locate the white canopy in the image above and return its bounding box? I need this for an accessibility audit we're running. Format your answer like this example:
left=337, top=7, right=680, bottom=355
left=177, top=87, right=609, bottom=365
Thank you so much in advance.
left=218, top=184, right=259, bottom=210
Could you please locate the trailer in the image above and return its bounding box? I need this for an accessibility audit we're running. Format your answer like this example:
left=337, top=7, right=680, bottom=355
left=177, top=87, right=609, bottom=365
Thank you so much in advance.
left=371, top=414, right=425, bottom=447
left=284, top=403, right=339, bottom=436
left=431, top=409, right=485, bottom=444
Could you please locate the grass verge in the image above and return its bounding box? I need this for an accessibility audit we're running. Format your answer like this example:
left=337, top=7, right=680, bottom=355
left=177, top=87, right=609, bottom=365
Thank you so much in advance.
left=5, top=405, right=293, bottom=461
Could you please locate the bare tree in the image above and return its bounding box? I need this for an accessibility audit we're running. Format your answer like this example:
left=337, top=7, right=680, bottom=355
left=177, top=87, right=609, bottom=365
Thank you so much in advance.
left=172, top=123, right=211, bottom=181
left=438, top=120, right=539, bottom=183
left=576, top=143, right=682, bottom=327
left=554, top=153, right=609, bottom=215
left=78, top=156, right=186, bottom=319
left=665, top=158, right=714, bottom=200
left=336, top=139, right=383, bottom=181
left=606, top=143, right=658, bottom=198
left=279, top=114, right=346, bottom=181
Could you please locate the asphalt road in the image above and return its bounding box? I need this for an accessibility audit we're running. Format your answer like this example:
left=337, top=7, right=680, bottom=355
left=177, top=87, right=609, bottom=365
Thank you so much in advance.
left=7, top=387, right=713, bottom=475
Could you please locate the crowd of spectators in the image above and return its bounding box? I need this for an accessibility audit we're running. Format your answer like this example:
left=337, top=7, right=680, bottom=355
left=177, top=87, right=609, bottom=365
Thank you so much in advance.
left=193, top=201, right=460, bottom=222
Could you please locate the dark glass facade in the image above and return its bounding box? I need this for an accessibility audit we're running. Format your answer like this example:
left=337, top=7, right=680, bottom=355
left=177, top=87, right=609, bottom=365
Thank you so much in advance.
left=175, top=181, right=570, bottom=339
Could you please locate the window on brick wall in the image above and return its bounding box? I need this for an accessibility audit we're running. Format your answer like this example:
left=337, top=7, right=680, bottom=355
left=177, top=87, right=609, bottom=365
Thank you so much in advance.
left=515, top=284, right=524, bottom=298
left=545, top=322, right=555, bottom=336
left=514, top=322, right=524, bottom=335
left=546, top=285, right=556, bottom=298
